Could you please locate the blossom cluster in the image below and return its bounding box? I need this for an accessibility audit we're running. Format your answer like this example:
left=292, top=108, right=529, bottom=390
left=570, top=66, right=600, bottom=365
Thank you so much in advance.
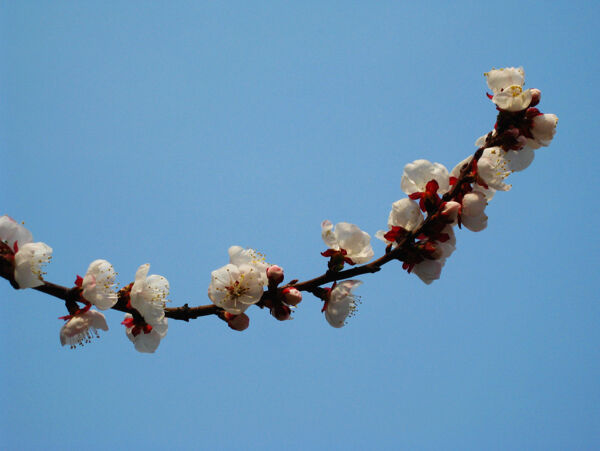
left=0, top=67, right=558, bottom=350
left=0, top=216, right=170, bottom=353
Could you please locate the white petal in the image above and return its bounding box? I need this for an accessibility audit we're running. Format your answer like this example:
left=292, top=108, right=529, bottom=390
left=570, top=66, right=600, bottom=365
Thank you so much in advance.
left=320, top=220, right=338, bottom=250
left=413, top=260, right=443, bottom=285
left=462, top=212, right=488, bottom=232
left=401, top=160, right=450, bottom=195
left=0, top=215, right=33, bottom=249
left=462, top=192, right=487, bottom=217
left=531, top=114, right=558, bottom=147
left=485, top=67, right=525, bottom=93
left=388, top=198, right=424, bottom=231
left=503, top=148, right=535, bottom=172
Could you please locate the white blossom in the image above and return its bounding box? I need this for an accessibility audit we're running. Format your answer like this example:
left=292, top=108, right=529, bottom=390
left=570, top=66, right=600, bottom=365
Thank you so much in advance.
left=208, top=246, right=268, bottom=314
left=81, top=259, right=118, bottom=310
left=526, top=113, right=559, bottom=150
left=401, top=159, right=450, bottom=196
left=325, top=280, right=362, bottom=328
left=123, top=314, right=168, bottom=354
left=476, top=147, right=512, bottom=192
left=485, top=67, right=533, bottom=112
left=0, top=215, right=52, bottom=289
left=130, top=263, right=169, bottom=325
left=376, top=198, right=424, bottom=244
left=14, top=242, right=53, bottom=289
left=413, top=226, right=456, bottom=285
left=60, top=309, right=108, bottom=349
left=321, top=220, right=374, bottom=264
left=461, top=192, right=488, bottom=232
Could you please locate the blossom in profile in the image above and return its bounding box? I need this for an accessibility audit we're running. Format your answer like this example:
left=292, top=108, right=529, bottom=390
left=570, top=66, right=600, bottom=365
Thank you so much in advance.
left=321, top=220, right=374, bottom=266
left=208, top=246, right=267, bottom=314
left=323, top=280, right=362, bottom=328
left=130, top=263, right=169, bottom=325
left=122, top=263, right=169, bottom=353
left=60, top=309, right=108, bottom=349
left=412, top=226, right=456, bottom=285
left=485, top=67, right=533, bottom=112
left=526, top=113, right=559, bottom=150
left=0, top=215, right=53, bottom=289
left=123, top=314, right=168, bottom=354
left=376, top=198, right=424, bottom=245
left=80, top=259, right=118, bottom=310
left=401, top=159, right=450, bottom=197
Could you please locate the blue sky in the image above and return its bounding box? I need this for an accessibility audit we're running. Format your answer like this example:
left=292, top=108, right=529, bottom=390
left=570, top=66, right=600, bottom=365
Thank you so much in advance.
left=1, top=1, right=599, bottom=449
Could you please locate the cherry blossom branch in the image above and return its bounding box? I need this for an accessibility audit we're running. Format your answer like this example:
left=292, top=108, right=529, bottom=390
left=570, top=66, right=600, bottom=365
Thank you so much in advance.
left=0, top=67, right=558, bottom=351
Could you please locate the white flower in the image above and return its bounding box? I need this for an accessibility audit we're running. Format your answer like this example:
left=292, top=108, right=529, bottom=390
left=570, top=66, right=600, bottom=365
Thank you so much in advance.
left=130, top=263, right=169, bottom=325
left=0, top=215, right=52, bottom=289
left=485, top=67, right=533, bottom=112
left=123, top=313, right=168, bottom=354
left=325, top=280, right=362, bottom=328
left=60, top=309, right=108, bottom=349
left=321, top=220, right=374, bottom=264
left=526, top=113, right=558, bottom=150
left=401, top=159, right=450, bottom=196
left=81, top=259, right=118, bottom=310
left=460, top=192, right=488, bottom=232
left=476, top=147, right=512, bottom=192
left=14, top=242, right=53, bottom=289
left=413, top=226, right=456, bottom=285
left=208, top=246, right=269, bottom=314
left=376, top=198, right=424, bottom=245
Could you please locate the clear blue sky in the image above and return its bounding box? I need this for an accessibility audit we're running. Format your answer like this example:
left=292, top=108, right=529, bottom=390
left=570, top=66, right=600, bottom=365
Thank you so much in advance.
left=1, top=1, right=599, bottom=449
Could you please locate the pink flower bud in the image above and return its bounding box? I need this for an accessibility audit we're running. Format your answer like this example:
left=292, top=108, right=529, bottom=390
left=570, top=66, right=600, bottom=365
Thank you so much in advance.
left=266, top=265, right=284, bottom=285
left=529, top=89, right=541, bottom=107
left=271, top=304, right=291, bottom=321
left=224, top=312, right=250, bottom=331
left=282, top=287, right=302, bottom=306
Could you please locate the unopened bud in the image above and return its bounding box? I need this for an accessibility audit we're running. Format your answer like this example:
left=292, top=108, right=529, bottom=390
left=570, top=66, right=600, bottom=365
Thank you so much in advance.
left=529, top=89, right=541, bottom=107
left=271, top=304, right=291, bottom=321
left=282, top=287, right=302, bottom=306
left=224, top=312, right=250, bottom=331
left=266, top=265, right=284, bottom=285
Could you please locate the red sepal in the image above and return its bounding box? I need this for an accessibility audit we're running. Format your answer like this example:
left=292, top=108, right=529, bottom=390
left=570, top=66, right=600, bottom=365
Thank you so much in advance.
left=74, top=275, right=83, bottom=287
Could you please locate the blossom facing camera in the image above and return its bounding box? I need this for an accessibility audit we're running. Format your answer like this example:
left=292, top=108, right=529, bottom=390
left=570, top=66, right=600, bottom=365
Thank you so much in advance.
left=324, top=280, right=362, bottom=328
left=208, top=246, right=269, bottom=314
left=485, top=67, right=533, bottom=112
left=321, top=220, right=374, bottom=266
left=0, top=215, right=53, bottom=289
left=60, top=309, right=108, bottom=349
left=81, top=259, right=118, bottom=310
